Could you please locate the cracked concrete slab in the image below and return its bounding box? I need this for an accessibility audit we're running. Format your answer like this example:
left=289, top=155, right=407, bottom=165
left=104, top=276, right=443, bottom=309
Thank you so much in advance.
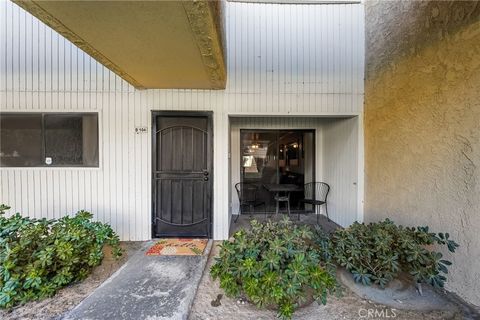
left=64, top=241, right=212, bottom=320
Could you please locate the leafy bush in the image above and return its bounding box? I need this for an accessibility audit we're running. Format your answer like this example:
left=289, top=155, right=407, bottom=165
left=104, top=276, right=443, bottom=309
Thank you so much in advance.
left=329, top=219, right=458, bottom=288
left=0, top=204, right=122, bottom=308
left=210, top=218, right=337, bottom=319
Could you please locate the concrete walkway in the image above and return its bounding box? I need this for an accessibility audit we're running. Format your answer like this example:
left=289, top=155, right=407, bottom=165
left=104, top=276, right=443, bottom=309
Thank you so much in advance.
left=64, top=241, right=212, bottom=320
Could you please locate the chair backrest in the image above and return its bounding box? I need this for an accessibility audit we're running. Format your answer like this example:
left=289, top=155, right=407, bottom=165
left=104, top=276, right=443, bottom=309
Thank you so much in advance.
left=235, top=182, right=258, bottom=203
left=304, top=182, right=330, bottom=202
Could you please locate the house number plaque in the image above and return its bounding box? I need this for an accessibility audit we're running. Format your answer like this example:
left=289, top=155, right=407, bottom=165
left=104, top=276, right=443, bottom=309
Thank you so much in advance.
left=135, top=126, right=148, bottom=134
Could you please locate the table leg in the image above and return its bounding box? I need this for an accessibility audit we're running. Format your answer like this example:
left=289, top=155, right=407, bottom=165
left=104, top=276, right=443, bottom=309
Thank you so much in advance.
left=275, top=192, right=279, bottom=215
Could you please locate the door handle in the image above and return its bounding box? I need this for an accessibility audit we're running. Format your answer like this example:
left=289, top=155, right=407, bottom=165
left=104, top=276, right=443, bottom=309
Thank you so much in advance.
left=204, top=177, right=209, bottom=181
left=203, top=171, right=209, bottom=176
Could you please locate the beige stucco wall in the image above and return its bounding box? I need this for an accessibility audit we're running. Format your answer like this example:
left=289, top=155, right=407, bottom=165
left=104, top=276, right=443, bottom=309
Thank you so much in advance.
left=365, top=1, right=480, bottom=306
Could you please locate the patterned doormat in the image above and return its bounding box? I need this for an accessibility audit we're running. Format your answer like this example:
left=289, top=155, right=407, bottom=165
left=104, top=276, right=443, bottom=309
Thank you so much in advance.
left=146, top=238, right=208, bottom=256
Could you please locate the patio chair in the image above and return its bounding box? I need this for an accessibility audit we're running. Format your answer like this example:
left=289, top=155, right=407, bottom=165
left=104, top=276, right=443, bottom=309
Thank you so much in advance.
left=234, top=182, right=267, bottom=223
left=300, top=182, right=330, bottom=223
left=274, top=192, right=291, bottom=217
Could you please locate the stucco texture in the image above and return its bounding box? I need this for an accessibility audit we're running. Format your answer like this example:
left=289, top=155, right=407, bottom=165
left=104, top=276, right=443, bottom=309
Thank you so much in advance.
left=365, top=0, right=480, bottom=307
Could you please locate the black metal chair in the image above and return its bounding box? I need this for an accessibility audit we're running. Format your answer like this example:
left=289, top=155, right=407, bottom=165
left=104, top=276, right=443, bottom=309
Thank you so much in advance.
left=300, top=182, right=330, bottom=223
left=234, top=182, right=267, bottom=223
left=274, top=192, right=291, bottom=217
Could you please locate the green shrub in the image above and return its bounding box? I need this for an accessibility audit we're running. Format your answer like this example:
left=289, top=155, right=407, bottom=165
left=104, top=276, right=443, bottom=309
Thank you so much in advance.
left=0, top=204, right=122, bottom=308
left=329, top=219, right=458, bottom=288
left=210, top=218, right=337, bottom=320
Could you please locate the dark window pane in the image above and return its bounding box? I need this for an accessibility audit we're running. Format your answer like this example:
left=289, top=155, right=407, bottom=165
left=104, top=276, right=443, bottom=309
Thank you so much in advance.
left=239, top=129, right=315, bottom=211
left=240, top=131, right=278, bottom=207
left=0, top=114, right=43, bottom=167
left=44, top=114, right=98, bottom=166
left=240, top=131, right=278, bottom=184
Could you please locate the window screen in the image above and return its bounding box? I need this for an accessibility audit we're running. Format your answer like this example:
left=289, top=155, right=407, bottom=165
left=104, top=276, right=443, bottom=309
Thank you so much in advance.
left=0, top=113, right=99, bottom=167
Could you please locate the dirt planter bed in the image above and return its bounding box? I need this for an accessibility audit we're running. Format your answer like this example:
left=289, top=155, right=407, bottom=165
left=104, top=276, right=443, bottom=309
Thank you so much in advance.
left=336, top=268, right=459, bottom=312
left=0, top=242, right=143, bottom=320
left=189, top=242, right=462, bottom=320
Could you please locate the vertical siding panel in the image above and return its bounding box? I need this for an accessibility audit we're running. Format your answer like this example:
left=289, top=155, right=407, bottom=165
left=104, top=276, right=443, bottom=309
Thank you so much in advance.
left=1, top=171, right=10, bottom=209
left=78, top=171, right=85, bottom=214
left=239, top=4, right=247, bottom=111
left=133, top=92, right=139, bottom=240
left=85, top=171, right=92, bottom=213
left=4, top=2, right=12, bottom=108
left=70, top=171, right=78, bottom=216
left=126, top=92, right=133, bottom=240
left=56, top=34, right=64, bottom=94
left=45, top=170, right=53, bottom=218
left=63, top=171, right=71, bottom=214
left=107, top=90, right=115, bottom=228
left=293, top=4, right=299, bottom=113
left=143, top=91, right=150, bottom=240
left=7, top=172, right=15, bottom=212
left=26, top=171, right=34, bottom=216
left=12, top=4, right=20, bottom=108
left=120, top=90, right=128, bottom=239
left=1, top=0, right=6, bottom=99
left=0, top=3, right=5, bottom=112
left=49, top=29, right=60, bottom=99
left=96, top=119, right=105, bottom=222
left=77, top=52, right=84, bottom=108
left=39, top=170, right=47, bottom=217
left=17, top=171, right=25, bottom=214
left=45, top=27, right=52, bottom=104
left=70, top=41, right=78, bottom=97
left=90, top=170, right=97, bottom=218
left=51, top=170, right=59, bottom=218
left=25, top=16, right=33, bottom=106
left=18, top=8, right=26, bottom=108
left=358, top=4, right=365, bottom=100
left=64, top=40, right=71, bottom=101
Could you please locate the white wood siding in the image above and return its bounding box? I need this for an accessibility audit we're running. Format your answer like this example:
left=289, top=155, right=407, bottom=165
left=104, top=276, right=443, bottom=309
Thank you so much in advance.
left=0, top=1, right=364, bottom=240
left=322, top=117, right=360, bottom=226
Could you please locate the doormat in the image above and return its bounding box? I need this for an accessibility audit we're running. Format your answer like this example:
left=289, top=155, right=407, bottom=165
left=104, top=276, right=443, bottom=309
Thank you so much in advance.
left=146, top=238, right=208, bottom=256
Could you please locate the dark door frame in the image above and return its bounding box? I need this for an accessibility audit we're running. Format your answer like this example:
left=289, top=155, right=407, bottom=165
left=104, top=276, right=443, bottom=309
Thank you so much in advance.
left=151, top=110, right=214, bottom=238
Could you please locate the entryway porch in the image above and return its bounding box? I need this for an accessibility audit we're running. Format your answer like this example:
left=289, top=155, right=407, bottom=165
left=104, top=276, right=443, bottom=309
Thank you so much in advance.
left=228, top=116, right=363, bottom=232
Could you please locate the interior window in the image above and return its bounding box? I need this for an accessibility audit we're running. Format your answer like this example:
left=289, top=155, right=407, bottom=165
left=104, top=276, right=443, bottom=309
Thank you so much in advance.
left=0, top=113, right=99, bottom=167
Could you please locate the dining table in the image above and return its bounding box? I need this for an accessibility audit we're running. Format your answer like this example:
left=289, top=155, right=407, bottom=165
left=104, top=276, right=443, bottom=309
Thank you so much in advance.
left=263, top=183, right=303, bottom=216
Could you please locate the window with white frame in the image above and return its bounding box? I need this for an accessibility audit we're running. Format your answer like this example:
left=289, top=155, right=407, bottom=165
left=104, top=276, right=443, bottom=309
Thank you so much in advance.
left=0, top=113, right=99, bottom=167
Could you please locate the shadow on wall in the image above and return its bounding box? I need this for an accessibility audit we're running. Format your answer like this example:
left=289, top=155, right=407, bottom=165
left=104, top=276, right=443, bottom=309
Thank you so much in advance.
left=366, top=0, right=480, bottom=79
left=364, top=0, right=480, bottom=308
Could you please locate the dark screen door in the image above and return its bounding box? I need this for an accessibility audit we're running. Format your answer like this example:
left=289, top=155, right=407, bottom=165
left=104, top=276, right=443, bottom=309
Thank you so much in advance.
left=152, top=114, right=212, bottom=238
